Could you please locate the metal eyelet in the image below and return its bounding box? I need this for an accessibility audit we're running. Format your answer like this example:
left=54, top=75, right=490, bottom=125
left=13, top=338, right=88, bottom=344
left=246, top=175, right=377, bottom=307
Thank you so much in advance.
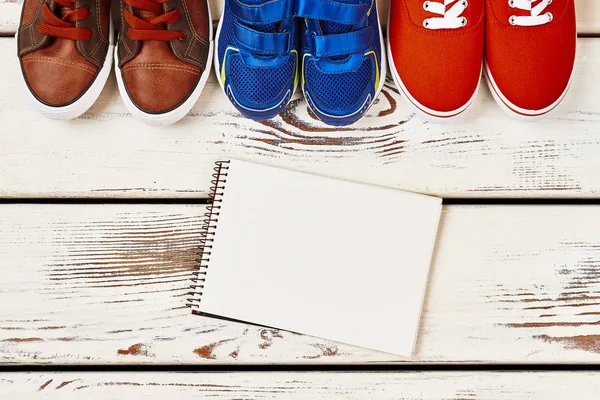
left=423, top=19, right=430, bottom=28
left=509, top=15, right=516, bottom=25
left=508, top=0, right=515, bottom=8
left=178, top=32, right=187, bottom=41
left=546, top=12, right=553, bottom=22
left=423, top=1, right=429, bottom=10
left=462, top=0, right=468, bottom=7
left=461, top=17, right=468, bottom=26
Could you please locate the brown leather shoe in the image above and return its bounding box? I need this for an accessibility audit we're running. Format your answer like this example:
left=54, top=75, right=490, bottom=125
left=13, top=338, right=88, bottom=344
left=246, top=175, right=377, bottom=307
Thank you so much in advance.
left=116, top=0, right=213, bottom=125
left=17, top=0, right=113, bottom=119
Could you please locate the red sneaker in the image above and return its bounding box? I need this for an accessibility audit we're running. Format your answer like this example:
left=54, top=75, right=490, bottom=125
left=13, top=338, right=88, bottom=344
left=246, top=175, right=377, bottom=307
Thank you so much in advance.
left=388, top=0, right=485, bottom=123
left=485, top=0, right=577, bottom=120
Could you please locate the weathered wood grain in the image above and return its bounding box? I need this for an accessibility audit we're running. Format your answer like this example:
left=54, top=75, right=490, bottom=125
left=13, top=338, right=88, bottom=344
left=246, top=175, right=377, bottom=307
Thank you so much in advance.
left=1, top=204, right=600, bottom=364
left=2, top=37, right=600, bottom=198
left=1, top=0, right=599, bottom=35
left=0, top=0, right=20, bottom=35
left=2, top=372, right=600, bottom=398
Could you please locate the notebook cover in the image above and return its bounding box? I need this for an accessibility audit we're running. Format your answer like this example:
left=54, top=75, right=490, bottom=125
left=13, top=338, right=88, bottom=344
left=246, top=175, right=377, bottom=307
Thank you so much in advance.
left=191, top=159, right=442, bottom=356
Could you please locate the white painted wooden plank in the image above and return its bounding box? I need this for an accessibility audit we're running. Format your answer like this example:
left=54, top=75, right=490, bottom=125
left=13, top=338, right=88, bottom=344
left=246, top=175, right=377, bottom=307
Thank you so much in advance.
left=2, top=372, right=600, bottom=398
left=1, top=204, right=600, bottom=364
left=2, top=37, right=600, bottom=198
left=2, top=0, right=599, bottom=35
left=0, top=1, right=20, bottom=35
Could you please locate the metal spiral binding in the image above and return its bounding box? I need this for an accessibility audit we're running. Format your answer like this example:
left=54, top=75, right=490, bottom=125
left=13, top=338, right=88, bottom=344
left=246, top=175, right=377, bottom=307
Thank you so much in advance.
left=187, top=160, right=230, bottom=310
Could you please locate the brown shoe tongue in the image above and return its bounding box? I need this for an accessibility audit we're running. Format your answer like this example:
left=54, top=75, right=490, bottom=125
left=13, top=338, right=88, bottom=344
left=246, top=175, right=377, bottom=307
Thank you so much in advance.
left=133, top=8, right=167, bottom=29
left=135, top=10, right=160, bottom=19
left=50, top=6, right=77, bottom=46
left=58, top=5, right=71, bottom=18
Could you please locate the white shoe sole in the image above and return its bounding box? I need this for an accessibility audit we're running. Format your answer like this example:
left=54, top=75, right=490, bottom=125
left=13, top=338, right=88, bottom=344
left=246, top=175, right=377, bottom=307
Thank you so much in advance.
left=115, top=6, right=214, bottom=126
left=16, top=20, right=114, bottom=120
left=213, top=7, right=226, bottom=92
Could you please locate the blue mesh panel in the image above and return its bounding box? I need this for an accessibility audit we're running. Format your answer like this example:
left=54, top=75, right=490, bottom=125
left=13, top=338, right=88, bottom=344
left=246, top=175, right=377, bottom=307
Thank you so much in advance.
left=305, top=58, right=372, bottom=113
left=321, top=20, right=351, bottom=35
left=229, top=55, right=294, bottom=105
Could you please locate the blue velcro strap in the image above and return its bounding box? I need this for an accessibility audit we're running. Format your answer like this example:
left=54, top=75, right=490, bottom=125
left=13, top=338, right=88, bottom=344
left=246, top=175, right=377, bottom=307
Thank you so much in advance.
left=230, top=0, right=290, bottom=24
left=313, top=26, right=372, bottom=57
left=294, top=0, right=368, bottom=25
left=233, top=22, right=290, bottom=55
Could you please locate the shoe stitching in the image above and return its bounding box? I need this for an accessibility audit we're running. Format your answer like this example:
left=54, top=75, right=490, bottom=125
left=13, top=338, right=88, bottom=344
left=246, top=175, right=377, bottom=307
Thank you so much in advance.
left=167, top=2, right=186, bottom=62
left=29, top=25, right=35, bottom=51
left=83, top=31, right=101, bottom=65
left=27, top=0, right=47, bottom=49
left=119, top=2, right=132, bottom=57
left=19, top=25, right=38, bottom=54
left=88, top=39, right=102, bottom=63
left=20, top=1, right=44, bottom=32
left=97, top=0, right=108, bottom=43
left=21, top=57, right=98, bottom=74
left=180, top=0, right=208, bottom=45
left=185, top=36, right=204, bottom=64
left=122, top=64, right=200, bottom=73
left=81, top=0, right=107, bottom=64
left=170, top=0, right=208, bottom=67
left=123, top=62, right=201, bottom=70
left=122, top=65, right=201, bottom=74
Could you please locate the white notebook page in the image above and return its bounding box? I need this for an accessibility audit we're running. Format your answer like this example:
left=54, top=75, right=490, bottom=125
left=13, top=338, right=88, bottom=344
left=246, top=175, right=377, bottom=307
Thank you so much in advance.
left=196, top=159, right=442, bottom=356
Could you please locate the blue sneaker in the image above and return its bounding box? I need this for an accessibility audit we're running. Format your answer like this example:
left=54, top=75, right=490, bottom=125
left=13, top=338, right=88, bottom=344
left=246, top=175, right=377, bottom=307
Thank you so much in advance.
left=215, top=0, right=298, bottom=120
left=296, top=0, right=386, bottom=126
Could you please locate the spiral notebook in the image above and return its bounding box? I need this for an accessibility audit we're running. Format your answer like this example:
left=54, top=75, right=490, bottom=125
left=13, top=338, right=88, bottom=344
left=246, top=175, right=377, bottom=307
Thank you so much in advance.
left=188, top=159, right=442, bottom=356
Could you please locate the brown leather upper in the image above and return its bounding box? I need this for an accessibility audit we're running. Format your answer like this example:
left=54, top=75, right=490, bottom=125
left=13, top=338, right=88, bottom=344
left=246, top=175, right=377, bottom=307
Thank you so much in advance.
left=118, top=0, right=211, bottom=113
left=76, top=0, right=112, bottom=67
left=19, top=0, right=52, bottom=56
left=18, top=0, right=111, bottom=106
left=117, top=2, right=140, bottom=66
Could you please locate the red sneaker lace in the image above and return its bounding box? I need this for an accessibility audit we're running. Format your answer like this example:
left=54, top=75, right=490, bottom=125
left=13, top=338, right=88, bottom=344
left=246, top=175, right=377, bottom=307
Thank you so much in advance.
left=123, top=0, right=185, bottom=41
left=37, top=0, right=92, bottom=41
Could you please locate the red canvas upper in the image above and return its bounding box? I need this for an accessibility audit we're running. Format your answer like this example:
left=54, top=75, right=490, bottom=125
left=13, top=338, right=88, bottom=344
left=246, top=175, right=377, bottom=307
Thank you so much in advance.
left=485, top=0, right=576, bottom=112
left=388, top=0, right=485, bottom=114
